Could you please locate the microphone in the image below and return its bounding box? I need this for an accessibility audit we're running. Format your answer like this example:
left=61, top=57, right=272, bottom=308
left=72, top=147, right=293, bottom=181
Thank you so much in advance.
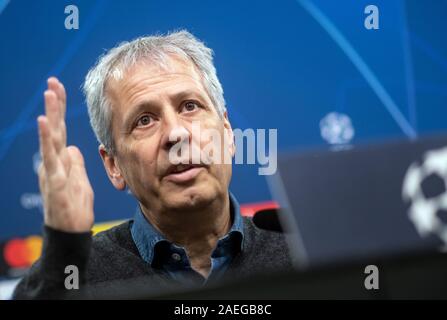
left=252, top=208, right=284, bottom=232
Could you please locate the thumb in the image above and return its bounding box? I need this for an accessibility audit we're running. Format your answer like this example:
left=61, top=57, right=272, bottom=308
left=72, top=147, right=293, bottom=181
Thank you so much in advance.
left=67, top=145, right=85, bottom=167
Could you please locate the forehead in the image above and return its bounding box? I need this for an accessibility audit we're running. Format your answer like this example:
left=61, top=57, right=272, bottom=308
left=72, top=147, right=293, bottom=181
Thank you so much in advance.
left=106, top=55, right=207, bottom=106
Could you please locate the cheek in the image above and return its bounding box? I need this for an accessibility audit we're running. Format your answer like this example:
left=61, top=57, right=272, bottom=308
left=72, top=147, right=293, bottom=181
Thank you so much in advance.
left=209, top=163, right=232, bottom=191
left=197, top=118, right=224, bottom=145
left=197, top=119, right=232, bottom=182
left=200, top=121, right=233, bottom=162
left=124, top=142, right=159, bottom=182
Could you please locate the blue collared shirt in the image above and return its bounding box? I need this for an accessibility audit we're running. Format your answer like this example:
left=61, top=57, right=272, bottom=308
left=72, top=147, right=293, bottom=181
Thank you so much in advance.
left=130, top=192, right=244, bottom=285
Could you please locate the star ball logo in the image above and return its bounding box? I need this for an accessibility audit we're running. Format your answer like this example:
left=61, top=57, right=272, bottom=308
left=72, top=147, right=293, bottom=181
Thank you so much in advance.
left=402, top=146, right=447, bottom=248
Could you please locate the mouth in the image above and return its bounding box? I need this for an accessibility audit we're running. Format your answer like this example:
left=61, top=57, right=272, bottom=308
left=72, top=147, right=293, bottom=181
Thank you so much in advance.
left=163, top=164, right=205, bottom=183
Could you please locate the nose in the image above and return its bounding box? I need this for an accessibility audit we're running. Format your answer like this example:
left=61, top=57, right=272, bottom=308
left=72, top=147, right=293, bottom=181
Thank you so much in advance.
left=160, top=109, right=191, bottom=151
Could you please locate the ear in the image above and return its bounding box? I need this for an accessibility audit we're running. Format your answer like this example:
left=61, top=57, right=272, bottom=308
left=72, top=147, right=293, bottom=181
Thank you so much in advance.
left=223, top=111, right=235, bottom=158
left=99, top=144, right=127, bottom=191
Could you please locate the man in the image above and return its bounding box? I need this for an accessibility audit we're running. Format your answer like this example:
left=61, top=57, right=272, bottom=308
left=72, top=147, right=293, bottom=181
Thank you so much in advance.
left=13, top=30, right=292, bottom=299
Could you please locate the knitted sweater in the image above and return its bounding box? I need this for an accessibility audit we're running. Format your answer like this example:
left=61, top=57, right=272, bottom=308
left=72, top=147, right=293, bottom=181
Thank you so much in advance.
left=13, top=217, right=293, bottom=299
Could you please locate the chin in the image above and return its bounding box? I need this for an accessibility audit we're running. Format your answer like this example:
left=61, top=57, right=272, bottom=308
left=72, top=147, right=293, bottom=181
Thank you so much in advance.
left=163, top=184, right=217, bottom=211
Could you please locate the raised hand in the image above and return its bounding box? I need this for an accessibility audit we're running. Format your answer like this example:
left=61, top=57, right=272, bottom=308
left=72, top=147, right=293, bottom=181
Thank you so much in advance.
left=37, top=77, right=94, bottom=233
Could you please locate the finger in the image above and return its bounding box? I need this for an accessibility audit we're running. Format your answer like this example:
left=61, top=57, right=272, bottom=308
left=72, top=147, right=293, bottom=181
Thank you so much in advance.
left=47, top=77, right=67, bottom=148
left=57, top=79, right=67, bottom=118
left=38, top=116, right=58, bottom=175
left=56, top=80, right=67, bottom=146
left=59, top=147, right=72, bottom=175
left=48, top=77, right=67, bottom=118
left=44, top=89, right=59, bottom=128
left=44, top=90, right=64, bottom=152
left=37, top=163, right=46, bottom=192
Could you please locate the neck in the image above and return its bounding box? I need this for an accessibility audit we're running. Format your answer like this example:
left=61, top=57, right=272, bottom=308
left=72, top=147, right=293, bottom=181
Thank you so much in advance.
left=140, top=192, right=232, bottom=277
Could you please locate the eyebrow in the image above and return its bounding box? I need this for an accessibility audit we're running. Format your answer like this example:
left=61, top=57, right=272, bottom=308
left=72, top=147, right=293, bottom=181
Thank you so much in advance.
left=172, top=89, right=206, bottom=102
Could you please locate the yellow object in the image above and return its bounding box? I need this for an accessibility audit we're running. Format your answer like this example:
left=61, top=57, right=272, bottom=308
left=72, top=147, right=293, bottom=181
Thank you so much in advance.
left=91, top=220, right=125, bottom=235
left=25, top=236, right=43, bottom=264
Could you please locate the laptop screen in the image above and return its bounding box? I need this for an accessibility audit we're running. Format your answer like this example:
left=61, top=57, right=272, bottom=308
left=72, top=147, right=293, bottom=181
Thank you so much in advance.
left=270, top=135, right=447, bottom=268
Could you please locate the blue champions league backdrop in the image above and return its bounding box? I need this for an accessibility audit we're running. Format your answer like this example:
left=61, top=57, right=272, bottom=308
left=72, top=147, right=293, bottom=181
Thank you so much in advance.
left=0, top=0, right=446, bottom=288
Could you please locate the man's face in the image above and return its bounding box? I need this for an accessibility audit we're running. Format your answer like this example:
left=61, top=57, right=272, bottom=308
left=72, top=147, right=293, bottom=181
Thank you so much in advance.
left=103, top=56, right=234, bottom=213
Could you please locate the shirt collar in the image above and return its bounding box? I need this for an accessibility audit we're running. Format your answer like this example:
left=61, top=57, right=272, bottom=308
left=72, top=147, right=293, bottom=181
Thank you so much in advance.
left=130, top=192, right=244, bottom=266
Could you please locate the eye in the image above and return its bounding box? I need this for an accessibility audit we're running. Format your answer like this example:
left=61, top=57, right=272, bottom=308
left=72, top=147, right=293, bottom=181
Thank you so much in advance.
left=182, top=101, right=200, bottom=113
left=136, top=114, right=153, bottom=128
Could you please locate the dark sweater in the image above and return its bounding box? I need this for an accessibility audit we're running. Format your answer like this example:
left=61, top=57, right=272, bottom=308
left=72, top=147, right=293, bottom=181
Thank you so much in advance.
left=13, top=217, right=293, bottom=299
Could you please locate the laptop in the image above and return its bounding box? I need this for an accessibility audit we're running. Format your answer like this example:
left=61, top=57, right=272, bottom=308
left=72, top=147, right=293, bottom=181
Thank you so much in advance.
left=268, top=134, right=447, bottom=269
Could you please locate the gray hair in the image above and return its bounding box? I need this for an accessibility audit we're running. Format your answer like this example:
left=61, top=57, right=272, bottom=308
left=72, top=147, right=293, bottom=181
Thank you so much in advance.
left=83, top=30, right=226, bottom=153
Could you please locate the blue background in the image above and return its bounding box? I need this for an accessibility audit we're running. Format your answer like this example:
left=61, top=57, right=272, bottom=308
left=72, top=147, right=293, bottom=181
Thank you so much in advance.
left=0, top=0, right=446, bottom=239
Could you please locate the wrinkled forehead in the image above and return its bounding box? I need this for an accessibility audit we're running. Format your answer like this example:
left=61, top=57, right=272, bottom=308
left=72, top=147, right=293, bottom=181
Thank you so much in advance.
left=105, top=53, right=205, bottom=102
